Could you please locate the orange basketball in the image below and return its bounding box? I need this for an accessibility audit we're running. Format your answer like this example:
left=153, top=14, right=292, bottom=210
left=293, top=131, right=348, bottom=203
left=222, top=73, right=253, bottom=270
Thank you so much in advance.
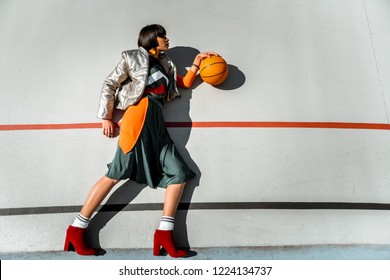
left=199, top=56, right=228, bottom=85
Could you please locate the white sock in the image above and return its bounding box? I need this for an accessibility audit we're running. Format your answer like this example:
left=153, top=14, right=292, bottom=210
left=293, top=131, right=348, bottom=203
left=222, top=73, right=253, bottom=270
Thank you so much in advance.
left=159, top=216, right=175, bottom=231
left=71, top=213, right=90, bottom=229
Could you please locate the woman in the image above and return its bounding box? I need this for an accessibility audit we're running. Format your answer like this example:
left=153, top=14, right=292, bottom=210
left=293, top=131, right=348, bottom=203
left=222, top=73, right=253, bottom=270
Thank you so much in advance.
left=64, top=24, right=216, bottom=258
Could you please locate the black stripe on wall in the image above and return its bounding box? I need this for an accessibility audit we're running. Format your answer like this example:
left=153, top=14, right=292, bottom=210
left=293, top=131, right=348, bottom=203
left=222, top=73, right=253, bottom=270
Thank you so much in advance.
left=1, top=202, right=390, bottom=216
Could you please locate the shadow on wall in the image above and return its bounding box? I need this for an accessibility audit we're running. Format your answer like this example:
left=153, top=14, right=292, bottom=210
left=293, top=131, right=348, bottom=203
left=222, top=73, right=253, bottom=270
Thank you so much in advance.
left=86, top=46, right=245, bottom=255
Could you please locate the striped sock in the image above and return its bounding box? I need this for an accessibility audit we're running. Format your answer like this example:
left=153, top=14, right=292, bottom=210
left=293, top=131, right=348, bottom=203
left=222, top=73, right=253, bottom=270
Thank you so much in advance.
left=159, top=216, right=175, bottom=231
left=71, top=213, right=90, bottom=229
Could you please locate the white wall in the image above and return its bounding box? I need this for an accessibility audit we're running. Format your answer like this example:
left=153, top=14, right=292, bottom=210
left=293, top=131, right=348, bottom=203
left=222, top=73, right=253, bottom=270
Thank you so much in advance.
left=1, top=0, right=390, bottom=253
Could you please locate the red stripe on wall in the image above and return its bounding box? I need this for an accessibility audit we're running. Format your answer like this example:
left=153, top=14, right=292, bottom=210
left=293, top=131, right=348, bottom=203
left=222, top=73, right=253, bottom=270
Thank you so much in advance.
left=0, top=123, right=102, bottom=131
left=1, top=121, right=390, bottom=131
left=166, top=121, right=390, bottom=130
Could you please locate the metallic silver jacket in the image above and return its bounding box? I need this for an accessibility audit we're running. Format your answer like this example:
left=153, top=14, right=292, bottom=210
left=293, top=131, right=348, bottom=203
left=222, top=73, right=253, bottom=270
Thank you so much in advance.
left=97, top=47, right=180, bottom=120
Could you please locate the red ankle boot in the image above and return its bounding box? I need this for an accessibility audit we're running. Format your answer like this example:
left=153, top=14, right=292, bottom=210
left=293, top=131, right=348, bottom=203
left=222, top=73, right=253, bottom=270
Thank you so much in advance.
left=153, top=229, right=188, bottom=258
left=64, top=225, right=97, bottom=256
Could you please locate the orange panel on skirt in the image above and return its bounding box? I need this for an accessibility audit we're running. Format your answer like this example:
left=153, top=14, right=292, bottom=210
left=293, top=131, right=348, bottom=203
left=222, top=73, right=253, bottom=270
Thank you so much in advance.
left=118, top=97, right=149, bottom=154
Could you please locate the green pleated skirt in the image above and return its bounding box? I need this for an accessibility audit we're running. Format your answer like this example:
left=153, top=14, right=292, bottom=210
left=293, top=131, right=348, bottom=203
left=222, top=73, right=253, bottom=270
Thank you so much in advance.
left=105, top=95, right=195, bottom=189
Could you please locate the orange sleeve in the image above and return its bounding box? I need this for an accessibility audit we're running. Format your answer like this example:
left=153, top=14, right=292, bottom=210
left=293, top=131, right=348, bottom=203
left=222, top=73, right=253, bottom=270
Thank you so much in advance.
left=176, top=69, right=197, bottom=89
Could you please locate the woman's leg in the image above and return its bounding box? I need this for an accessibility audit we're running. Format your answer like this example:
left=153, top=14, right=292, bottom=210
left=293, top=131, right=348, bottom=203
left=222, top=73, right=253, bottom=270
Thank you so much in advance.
left=64, top=175, right=119, bottom=255
left=154, top=183, right=188, bottom=258
left=79, top=175, right=119, bottom=218
left=162, top=183, right=186, bottom=217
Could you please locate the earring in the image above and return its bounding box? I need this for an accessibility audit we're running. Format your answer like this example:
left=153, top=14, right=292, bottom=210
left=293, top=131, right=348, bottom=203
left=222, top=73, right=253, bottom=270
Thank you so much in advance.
left=149, top=48, right=158, bottom=58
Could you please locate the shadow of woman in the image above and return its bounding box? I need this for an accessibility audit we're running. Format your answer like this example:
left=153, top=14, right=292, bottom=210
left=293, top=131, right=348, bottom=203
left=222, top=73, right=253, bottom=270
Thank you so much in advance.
left=86, top=46, right=245, bottom=257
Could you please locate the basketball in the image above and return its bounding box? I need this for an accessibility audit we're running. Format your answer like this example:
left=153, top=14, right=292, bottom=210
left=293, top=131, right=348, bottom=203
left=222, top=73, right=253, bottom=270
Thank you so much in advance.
left=199, top=56, right=229, bottom=85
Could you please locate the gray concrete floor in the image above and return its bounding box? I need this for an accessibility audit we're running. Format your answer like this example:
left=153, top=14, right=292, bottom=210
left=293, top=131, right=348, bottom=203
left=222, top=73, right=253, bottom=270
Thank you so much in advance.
left=1, top=245, right=390, bottom=260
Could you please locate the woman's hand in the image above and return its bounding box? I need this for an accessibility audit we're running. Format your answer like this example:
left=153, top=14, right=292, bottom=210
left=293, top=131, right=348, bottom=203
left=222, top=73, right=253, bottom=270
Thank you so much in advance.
left=192, top=51, right=220, bottom=68
left=102, top=119, right=115, bottom=138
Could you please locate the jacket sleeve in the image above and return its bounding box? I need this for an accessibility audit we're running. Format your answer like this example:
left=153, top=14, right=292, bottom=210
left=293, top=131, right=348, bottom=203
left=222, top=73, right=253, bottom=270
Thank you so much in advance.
left=97, top=52, right=129, bottom=120
left=176, top=69, right=197, bottom=89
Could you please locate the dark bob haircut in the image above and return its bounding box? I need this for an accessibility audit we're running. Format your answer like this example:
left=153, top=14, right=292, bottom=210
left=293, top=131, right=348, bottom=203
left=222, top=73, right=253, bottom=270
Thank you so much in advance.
left=137, top=24, right=167, bottom=51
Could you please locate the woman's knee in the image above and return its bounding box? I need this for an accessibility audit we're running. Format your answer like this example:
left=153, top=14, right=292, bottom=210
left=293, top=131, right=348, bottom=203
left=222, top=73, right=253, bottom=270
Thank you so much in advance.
left=103, top=175, right=120, bottom=186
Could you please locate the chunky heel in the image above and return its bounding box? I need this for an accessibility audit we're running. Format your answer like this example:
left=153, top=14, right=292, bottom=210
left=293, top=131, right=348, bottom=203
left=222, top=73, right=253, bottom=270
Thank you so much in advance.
left=153, top=229, right=188, bottom=258
left=153, top=240, right=161, bottom=256
left=63, top=237, right=74, bottom=252
left=63, top=226, right=97, bottom=256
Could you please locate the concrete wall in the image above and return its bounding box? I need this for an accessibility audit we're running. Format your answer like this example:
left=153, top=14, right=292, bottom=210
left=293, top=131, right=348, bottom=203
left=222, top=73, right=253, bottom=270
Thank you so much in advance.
left=1, top=0, right=390, bottom=253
